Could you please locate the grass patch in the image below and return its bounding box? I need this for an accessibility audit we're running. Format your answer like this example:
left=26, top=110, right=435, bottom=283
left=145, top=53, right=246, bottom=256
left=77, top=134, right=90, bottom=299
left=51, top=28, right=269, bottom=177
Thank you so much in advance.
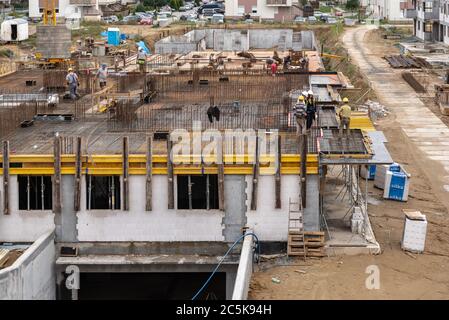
left=71, top=21, right=107, bottom=40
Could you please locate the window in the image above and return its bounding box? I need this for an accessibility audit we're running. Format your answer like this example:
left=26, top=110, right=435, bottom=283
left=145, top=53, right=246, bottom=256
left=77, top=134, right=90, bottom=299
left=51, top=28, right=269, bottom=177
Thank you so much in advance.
left=424, top=1, right=433, bottom=12
left=86, top=175, right=121, bottom=210
left=425, top=23, right=432, bottom=33
left=177, top=175, right=219, bottom=210
left=252, top=5, right=257, bottom=14
left=238, top=5, right=245, bottom=15
left=418, top=20, right=421, bottom=30
left=18, top=176, right=52, bottom=210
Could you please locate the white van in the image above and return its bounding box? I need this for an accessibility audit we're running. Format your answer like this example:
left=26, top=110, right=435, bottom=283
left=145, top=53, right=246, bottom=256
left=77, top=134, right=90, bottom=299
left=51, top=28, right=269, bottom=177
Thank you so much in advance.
left=211, top=13, right=224, bottom=23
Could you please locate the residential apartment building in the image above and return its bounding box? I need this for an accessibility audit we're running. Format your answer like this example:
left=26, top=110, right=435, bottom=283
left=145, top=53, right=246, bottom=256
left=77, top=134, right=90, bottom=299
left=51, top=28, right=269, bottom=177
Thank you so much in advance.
left=224, top=0, right=301, bottom=21
left=361, top=0, right=411, bottom=21
left=406, top=0, right=449, bottom=43
left=28, top=0, right=125, bottom=20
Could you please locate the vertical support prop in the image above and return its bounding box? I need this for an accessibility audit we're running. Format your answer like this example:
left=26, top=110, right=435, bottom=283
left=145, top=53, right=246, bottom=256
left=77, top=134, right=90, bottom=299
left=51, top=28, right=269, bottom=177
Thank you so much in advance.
left=3, top=141, right=9, bottom=215
left=53, top=134, right=62, bottom=214
left=275, top=134, right=282, bottom=209
left=74, top=137, right=81, bottom=212
left=218, top=137, right=225, bottom=211
left=250, top=135, right=259, bottom=211
left=301, top=131, right=308, bottom=209
left=123, top=136, right=129, bottom=211
left=145, top=136, right=153, bottom=211
left=167, top=138, right=174, bottom=209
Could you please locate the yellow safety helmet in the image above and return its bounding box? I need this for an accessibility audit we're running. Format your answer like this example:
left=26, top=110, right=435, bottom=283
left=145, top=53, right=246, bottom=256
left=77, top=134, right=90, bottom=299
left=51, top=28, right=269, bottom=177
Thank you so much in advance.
left=298, top=95, right=305, bottom=101
left=342, top=97, right=349, bottom=103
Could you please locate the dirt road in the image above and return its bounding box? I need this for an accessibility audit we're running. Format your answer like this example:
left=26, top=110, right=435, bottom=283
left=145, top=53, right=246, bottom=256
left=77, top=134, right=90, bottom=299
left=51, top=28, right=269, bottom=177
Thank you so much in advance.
left=249, top=26, right=449, bottom=300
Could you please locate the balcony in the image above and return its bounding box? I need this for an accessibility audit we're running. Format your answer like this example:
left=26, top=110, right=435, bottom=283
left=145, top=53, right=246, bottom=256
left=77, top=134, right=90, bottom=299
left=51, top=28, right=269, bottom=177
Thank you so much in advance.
left=266, top=0, right=291, bottom=6
left=405, top=9, right=417, bottom=19
left=69, top=0, right=97, bottom=5
left=424, top=7, right=440, bottom=20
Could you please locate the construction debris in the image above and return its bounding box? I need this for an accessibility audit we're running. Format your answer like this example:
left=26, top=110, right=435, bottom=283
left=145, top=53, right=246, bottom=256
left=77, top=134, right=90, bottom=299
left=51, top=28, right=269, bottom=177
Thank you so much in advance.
left=358, top=100, right=389, bottom=120
left=384, top=54, right=431, bottom=69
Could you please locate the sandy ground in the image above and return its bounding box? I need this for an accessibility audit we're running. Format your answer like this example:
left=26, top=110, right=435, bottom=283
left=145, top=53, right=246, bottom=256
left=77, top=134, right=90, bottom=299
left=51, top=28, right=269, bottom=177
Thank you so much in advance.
left=249, top=27, right=449, bottom=300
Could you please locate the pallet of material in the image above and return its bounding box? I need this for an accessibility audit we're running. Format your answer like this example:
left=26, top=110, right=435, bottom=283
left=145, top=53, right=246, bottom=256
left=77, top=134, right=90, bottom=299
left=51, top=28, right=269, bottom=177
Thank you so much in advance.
left=382, top=34, right=402, bottom=40
left=384, top=55, right=431, bottom=69
left=287, top=231, right=325, bottom=257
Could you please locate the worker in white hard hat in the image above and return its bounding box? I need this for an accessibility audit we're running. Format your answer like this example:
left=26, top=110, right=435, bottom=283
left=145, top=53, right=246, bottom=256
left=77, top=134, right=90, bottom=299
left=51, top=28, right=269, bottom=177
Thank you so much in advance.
left=66, top=67, right=80, bottom=100
left=137, top=47, right=147, bottom=73
left=96, top=63, right=108, bottom=89
left=338, top=97, right=352, bottom=137
left=306, top=89, right=316, bottom=130
left=293, top=95, right=307, bottom=135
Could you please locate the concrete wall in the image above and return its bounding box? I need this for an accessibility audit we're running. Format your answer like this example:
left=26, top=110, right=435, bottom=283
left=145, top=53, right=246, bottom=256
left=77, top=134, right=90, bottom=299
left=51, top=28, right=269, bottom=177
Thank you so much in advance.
left=0, top=230, right=55, bottom=300
left=154, top=29, right=316, bottom=54
left=0, top=176, right=55, bottom=242
left=0, top=172, right=315, bottom=242
left=76, top=175, right=226, bottom=241
left=303, top=174, right=320, bottom=231
left=245, top=175, right=299, bottom=241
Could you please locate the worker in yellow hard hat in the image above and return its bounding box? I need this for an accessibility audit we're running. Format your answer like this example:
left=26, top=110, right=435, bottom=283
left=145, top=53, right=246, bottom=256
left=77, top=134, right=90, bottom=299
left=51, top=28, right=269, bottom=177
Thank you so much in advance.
left=294, top=94, right=307, bottom=135
left=66, top=67, right=80, bottom=100
left=337, top=97, right=352, bottom=137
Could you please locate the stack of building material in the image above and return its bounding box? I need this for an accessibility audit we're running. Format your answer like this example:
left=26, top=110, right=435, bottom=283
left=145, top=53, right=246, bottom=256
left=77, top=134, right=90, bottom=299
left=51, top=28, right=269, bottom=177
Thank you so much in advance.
left=402, top=209, right=427, bottom=253
left=384, top=54, right=430, bottom=69
left=360, top=164, right=376, bottom=180
left=287, top=231, right=325, bottom=258
left=375, top=163, right=411, bottom=201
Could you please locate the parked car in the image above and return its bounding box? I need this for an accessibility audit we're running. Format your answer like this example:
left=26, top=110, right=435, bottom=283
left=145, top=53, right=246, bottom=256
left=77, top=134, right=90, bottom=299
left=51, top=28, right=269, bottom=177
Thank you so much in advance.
left=202, top=8, right=217, bottom=20
left=122, top=15, right=140, bottom=23
left=211, top=13, right=224, bottom=23
left=294, top=16, right=306, bottom=24
left=198, top=2, right=224, bottom=14
left=139, top=17, right=153, bottom=25
left=187, top=16, right=198, bottom=23
left=102, top=15, right=119, bottom=23
left=327, top=17, right=338, bottom=24
left=307, top=16, right=317, bottom=23
left=319, top=13, right=330, bottom=22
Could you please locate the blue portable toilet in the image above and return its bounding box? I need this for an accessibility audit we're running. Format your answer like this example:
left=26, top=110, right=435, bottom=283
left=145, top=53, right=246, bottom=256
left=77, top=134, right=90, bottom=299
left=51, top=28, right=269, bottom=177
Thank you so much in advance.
left=107, top=27, right=120, bottom=46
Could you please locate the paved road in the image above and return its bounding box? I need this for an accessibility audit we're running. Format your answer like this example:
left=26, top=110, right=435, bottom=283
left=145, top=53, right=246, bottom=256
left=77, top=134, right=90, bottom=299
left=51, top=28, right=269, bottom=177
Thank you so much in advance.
left=342, top=26, right=449, bottom=195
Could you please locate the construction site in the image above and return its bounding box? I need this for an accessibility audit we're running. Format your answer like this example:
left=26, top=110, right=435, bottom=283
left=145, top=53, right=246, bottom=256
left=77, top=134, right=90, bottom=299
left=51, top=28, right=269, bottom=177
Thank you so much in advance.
left=1, top=12, right=449, bottom=300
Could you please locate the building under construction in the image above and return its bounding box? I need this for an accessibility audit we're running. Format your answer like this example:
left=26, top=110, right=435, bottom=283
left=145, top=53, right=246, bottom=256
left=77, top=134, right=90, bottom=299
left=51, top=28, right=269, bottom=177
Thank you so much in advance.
left=0, top=28, right=393, bottom=300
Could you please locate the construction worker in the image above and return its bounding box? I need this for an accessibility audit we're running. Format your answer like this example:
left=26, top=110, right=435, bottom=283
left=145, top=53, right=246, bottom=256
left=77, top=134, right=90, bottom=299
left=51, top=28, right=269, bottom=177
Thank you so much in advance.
left=96, top=64, right=108, bottom=89
left=66, top=67, right=80, bottom=100
left=137, top=47, right=147, bottom=73
left=271, top=61, right=278, bottom=76
left=293, top=95, right=307, bottom=135
left=338, top=97, right=352, bottom=137
left=306, top=89, right=316, bottom=130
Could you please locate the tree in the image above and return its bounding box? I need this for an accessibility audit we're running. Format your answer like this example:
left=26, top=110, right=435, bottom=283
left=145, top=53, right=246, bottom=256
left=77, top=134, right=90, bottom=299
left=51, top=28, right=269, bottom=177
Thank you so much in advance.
left=346, top=0, right=360, bottom=11
left=135, top=4, right=146, bottom=12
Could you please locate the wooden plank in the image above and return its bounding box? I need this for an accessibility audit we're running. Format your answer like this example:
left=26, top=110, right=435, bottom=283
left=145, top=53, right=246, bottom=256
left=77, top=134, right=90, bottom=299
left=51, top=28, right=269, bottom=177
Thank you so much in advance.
left=218, top=137, right=225, bottom=211
left=167, top=139, right=174, bottom=209
left=250, top=135, right=259, bottom=211
left=2, top=141, right=9, bottom=215
left=123, top=136, right=129, bottom=211
left=275, top=134, right=281, bottom=209
left=53, top=135, right=62, bottom=214
left=145, top=136, right=153, bottom=211
left=74, top=137, right=82, bottom=212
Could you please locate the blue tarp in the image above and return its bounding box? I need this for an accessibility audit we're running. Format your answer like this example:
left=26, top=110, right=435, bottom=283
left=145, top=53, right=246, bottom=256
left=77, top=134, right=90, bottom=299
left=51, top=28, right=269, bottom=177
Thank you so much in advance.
left=136, top=41, right=151, bottom=54
left=100, top=31, right=107, bottom=38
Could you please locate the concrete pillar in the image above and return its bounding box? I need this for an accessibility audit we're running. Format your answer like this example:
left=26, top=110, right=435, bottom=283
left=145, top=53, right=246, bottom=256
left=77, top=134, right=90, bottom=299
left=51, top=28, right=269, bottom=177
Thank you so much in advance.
left=223, top=175, right=247, bottom=242
left=303, top=175, right=320, bottom=231
left=59, top=175, right=77, bottom=242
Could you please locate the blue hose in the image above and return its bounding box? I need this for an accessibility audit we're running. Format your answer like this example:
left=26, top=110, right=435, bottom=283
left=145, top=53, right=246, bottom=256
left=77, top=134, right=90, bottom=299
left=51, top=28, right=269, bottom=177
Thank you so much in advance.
left=191, top=232, right=260, bottom=300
